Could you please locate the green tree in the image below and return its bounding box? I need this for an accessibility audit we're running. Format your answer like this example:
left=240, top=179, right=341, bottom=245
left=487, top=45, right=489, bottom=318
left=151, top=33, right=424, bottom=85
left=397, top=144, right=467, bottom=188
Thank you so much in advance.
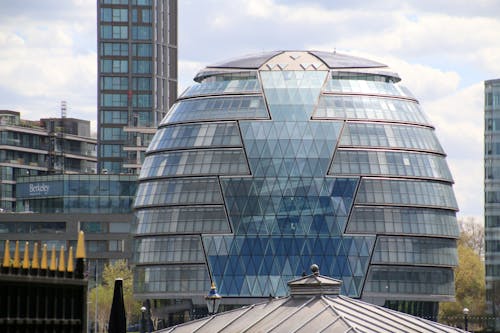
left=88, top=260, right=142, bottom=332
left=458, top=217, right=484, bottom=257
left=439, top=218, right=486, bottom=327
left=88, top=284, right=112, bottom=333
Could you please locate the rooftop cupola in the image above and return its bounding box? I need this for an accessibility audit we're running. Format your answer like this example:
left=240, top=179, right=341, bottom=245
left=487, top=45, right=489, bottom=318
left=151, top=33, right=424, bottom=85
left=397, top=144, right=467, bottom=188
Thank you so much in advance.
left=287, top=264, right=342, bottom=297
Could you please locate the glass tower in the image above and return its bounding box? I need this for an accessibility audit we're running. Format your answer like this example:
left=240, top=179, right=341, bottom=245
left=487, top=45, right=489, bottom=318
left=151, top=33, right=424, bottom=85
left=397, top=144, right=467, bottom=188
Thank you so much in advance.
left=133, top=51, right=459, bottom=324
left=485, top=78, right=500, bottom=320
left=97, top=0, right=177, bottom=174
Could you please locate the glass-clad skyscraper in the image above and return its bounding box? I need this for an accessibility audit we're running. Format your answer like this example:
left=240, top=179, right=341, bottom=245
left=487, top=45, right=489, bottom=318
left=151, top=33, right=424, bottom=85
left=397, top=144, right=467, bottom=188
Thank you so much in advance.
left=97, top=0, right=177, bottom=174
left=133, top=51, right=459, bottom=322
left=485, top=78, right=500, bottom=321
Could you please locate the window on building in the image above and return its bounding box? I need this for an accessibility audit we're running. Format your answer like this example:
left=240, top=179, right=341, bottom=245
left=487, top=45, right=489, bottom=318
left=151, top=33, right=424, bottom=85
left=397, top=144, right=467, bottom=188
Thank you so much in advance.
left=131, top=26, right=152, bottom=40
left=100, top=43, right=128, bottom=56
left=108, top=240, right=125, bottom=252
left=87, top=240, right=107, bottom=253
left=132, top=60, right=152, bottom=74
left=132, top=78, right=152, bottom=90
left=101, top=77, right=129, bottom=90
left=101, top=144, right=126, bottom=157
left=101, top=127, right=127, bottom=140
left=101, top=110, right=129, bottom=125
left=100, top=60, right=128, bottom=73
left=100, top=8, right=128, bottom=22
left=132, top=43, right=153, bottom=57
left=80, top=222, right=107, bottom=233
left=132, top=94, right=152, bottom=108
left=100, top=25, right=128, bottom=39
left=100, top=93, right=128, bottom=107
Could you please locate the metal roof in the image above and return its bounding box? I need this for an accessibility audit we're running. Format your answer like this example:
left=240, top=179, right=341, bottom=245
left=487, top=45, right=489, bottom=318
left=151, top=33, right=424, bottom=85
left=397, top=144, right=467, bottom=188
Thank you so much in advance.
left=206, top=51, right=386, bottom=70
left=193, top=51, right=399, bottom=83
left=159, top=266, right=465, bottom=333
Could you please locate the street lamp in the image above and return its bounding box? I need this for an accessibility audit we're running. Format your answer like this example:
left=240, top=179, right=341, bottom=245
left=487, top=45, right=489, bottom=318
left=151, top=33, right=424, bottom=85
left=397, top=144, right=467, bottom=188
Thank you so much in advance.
left=463, top=307, right=469, bottom=332
left=140, top=306, right=147, bottom=333
left=205, top=282, right=222, bottom=315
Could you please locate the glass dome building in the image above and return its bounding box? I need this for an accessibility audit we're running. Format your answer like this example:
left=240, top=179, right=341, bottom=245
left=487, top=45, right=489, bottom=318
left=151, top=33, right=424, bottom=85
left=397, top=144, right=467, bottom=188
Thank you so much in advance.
left=133, top=51, right=459, bottom=321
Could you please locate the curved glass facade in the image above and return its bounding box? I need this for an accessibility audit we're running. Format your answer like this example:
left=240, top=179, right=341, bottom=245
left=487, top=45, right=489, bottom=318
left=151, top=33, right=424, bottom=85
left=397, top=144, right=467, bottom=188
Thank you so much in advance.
left=133, top=51, right=459, bottom=313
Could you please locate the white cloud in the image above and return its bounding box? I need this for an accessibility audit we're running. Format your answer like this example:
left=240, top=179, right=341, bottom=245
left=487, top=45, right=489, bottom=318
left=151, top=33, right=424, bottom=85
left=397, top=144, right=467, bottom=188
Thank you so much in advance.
left=178, top=60, right=205, bottom=93
left=0, top=6, right=96, bottom=122
left=355, top=54, right=462, bottom=101
left=1, top=0, right=499, bottom=218
left=424, top=83, right=484, bottom=217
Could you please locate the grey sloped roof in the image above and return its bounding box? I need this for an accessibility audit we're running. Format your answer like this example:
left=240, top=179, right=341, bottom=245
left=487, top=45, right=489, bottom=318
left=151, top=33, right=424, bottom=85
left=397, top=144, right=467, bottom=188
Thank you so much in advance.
left=160, top=295, right=465, bottom=333
left=208, top=51, right=283, bottom=69
left=159, top=268, right=465, bottom=333
left=206, top=51, right=386, bottom=70
left=193, top=50, right=399, bottom=83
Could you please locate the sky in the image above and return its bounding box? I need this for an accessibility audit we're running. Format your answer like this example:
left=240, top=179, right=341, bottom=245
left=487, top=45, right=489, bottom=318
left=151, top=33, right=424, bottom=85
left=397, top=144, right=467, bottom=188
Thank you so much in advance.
left=1, top=0, right=499, bottom=221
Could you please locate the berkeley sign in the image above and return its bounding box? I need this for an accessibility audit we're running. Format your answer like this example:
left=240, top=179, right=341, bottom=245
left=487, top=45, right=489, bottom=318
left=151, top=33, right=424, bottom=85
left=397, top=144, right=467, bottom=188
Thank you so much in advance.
left=16, top=181, right=63, bottom=198
left=29, top=183, right=50, bottom=195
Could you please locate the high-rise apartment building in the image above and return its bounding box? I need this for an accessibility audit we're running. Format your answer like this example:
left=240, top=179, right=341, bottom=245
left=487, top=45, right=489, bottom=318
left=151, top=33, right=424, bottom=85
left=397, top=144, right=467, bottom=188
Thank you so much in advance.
left=485, top=78, right=500, bottom=321
left=97, top=0, right=177, bottom=174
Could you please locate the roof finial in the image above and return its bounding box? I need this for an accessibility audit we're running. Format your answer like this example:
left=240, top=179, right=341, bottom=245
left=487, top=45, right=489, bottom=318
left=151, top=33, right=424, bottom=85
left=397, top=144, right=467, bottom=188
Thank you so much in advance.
left=311, top=264, right=319, bottom=276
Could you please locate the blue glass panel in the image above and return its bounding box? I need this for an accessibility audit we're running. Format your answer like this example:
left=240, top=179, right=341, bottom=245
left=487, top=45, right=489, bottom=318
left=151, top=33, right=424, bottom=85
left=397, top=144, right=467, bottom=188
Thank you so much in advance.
left=355, top=179, right=458, bottom=210
left=221, top=177, right=358, bottom=235
left=160, top=96, right=269, bottom=125
left=134, top=177, right=223, bottom=207
left=149, top=122, right=241, bottom=151
left=372, top=236, right=458, bottom=266
left=330, top=150, right=452, bottom=181
left=314, top=95, right=429, bottom=124
left=181, top=78, right=261, bottom=97
left=240, top=121, right=342, bottom=177
left=347, top=206, right=459, bottom=237
left=340, top=123, right=443, bottom=153
left=203, top=235, right=374, bottom=297
left=135, top=206, right=230, bottom=234
left=324, top=78, right=413, bottom=98
left=134, top=236, right=204, bottom=263
left=260, top=71, right=328, bottom=121
left=133, top=265, right=210, bottom=294
left=140, top=149, right=249, bottom=179
left=364, top=266, right=455, bottom=296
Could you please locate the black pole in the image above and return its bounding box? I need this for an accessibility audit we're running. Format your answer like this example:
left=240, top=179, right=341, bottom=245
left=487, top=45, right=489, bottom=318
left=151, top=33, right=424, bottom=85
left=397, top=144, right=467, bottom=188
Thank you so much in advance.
left=140, top=310, right=146, bottom=333
left=146, top=299, right=153, bottom=332
left=464, top=313, right=468, bottom=332
left=108, top=279, right=126, bottom=333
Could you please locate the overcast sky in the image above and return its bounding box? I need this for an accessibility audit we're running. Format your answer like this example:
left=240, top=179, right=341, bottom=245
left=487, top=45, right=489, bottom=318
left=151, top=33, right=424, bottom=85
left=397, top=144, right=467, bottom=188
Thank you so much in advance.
left=1, top=0, right=499, bottom=221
